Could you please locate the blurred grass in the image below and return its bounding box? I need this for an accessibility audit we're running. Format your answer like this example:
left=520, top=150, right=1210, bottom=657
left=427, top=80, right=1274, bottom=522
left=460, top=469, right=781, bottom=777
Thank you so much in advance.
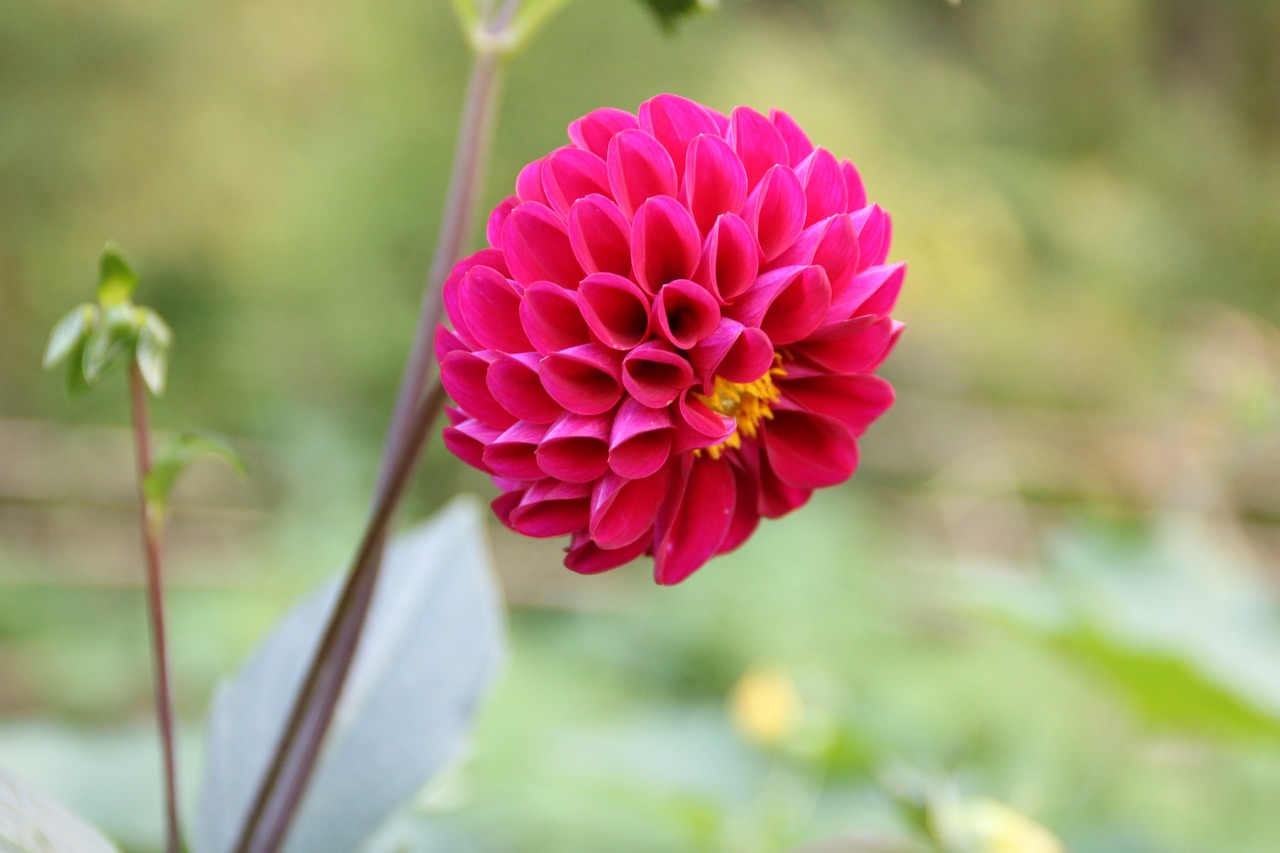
left=3, top=0, right=1280, bottom=851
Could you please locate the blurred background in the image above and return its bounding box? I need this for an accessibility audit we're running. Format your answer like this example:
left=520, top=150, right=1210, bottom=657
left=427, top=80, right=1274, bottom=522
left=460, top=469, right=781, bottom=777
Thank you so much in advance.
left=3, top=0, right=1280, bottom=850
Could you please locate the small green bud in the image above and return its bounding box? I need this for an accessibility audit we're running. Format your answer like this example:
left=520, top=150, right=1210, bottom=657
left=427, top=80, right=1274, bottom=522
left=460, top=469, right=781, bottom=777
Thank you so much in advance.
left=97, top=242, right=138, bottom=306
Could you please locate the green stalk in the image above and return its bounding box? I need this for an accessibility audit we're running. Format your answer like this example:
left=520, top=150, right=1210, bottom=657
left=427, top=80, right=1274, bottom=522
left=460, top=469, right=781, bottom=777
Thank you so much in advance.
left=129, top=361, right=184, bottom=853
left=229, top=29, right=509, bottom=853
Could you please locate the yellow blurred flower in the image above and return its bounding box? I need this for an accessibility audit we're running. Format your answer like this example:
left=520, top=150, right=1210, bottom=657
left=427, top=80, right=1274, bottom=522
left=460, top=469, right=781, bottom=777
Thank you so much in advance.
left=728, top=667, right=800, bottom=747
left=937, top=797, right=1065, bottom=853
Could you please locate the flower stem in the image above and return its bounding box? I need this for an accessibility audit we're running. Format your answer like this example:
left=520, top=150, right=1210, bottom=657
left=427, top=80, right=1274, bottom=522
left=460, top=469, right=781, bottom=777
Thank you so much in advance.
left=229, top=34, right=507, bottom=853
left=129, top=361, right=183, bottom=853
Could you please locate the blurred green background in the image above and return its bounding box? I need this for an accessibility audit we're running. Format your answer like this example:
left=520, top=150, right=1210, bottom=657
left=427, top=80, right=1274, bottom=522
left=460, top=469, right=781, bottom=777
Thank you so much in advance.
left=3, top=0, right=1280, bottom=850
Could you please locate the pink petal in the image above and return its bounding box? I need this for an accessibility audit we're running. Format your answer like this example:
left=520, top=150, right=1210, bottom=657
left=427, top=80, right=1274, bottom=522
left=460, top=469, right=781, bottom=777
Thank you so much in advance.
left=763, top=407, right=859, bottom=489
left=457, top=265, right=530, bottom=352
left=743, top=165, right=806, bottom=263
left=684, top=134, right=748, bottom=235
left=483, top=420, right=550, bottom=481
left=515, top=159, right=548, bottom=205
left=540, top=342, right=624, bottom=416
left=851, top=204, right=889, bottom=272
left=590, top=465, right=672, bottom=550
left=792, top=315, right=900, bottom=373
left=717, top=461, right=762, bottom=555
left=485, top=196, right=518, bottom=249
left=637, top=94, right=725, bottom=182
left=757, top=446, right=812, bottom=518
left=502, top=203, right=584, bottom=288
left=519, top=282, right=592, bottom=354
left=729, top=265, right=831, bottom=345
left=693, top=214, right=759, bottom=301
left=577, top=272, right=651, bottom=350
left=621, top=341, right=695, bottom=408
left=653, top=279, right=721, bottom=349
left=433, top=324, right=467, bottom=362
left=631, top=196, right=702, bottom=294
left=541, top=146, right=611, bottom=220
left=536, top=411, right=611, bottom=483
left=727, top=106, right=791, bottom=190
left=565, top=529, right=650, bottom=574
left=568, top=194, right=633, bottom=277
left=769, top=108, right=815, bottom=166
left=795, top=148, right=848, bottom=226
left=568, top=107, right=639, bottom=158
left=486, top=352, right=561, bottom=424
left=607, top=129, right=679, bottom=219
left=674, top=388, right=735, bottom=449
left=827, top=262, right=904, bottom=323
left=811, top=214, right=860, bottom=296
left=776, top=373, right=895, bottom=434
left=442, top=250, right=508, bottom=348
left=690, top=320, right=775, bottom=386
left=653, top=456, right=736, bottom=584
left=840, top=159, right=868, bottom=212
left=508, top=479, right=592, bottom=538
left=608, top=398, right=674, bottom=479
left=442, top=418, right=500, bottom=474
left=440, top=350, right=516, bottom=429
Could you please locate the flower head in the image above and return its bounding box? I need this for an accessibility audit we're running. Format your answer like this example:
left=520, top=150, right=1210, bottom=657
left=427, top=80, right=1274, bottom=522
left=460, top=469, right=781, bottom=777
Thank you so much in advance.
left=438, top=94, right=904, bottom=584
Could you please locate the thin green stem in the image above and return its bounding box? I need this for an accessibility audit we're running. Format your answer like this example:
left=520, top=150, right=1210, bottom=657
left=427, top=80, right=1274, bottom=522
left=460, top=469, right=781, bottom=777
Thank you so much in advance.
left=129, top=362, right=183, bottom=853
left=230, top=31, right=508, bottom=853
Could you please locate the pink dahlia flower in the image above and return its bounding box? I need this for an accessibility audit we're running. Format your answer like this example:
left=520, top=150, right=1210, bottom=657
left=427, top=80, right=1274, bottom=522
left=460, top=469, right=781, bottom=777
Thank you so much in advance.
left=438, top=94, right=904, bottom=584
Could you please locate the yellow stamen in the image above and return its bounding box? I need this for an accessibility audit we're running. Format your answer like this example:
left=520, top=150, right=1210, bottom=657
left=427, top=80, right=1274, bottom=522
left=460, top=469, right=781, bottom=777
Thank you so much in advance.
left=695, top=354, right=786, bottom=460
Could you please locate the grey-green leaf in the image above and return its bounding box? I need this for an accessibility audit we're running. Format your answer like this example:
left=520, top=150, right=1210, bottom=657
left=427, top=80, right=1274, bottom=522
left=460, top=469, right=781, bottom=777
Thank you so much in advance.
left=96, top=243, right=138, bottom=306
left=135, top=310, right=174, bottom=395
left=194, top=497, right=507, bottom=853
left=144, top=431, right=245, bottom=512
left=43, top=304, right=96, bottom=370
left=0, top=768, right=121, bottom=853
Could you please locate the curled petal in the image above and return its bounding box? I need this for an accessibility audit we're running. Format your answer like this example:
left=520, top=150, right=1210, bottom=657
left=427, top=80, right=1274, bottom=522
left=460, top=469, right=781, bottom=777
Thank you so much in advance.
left=440, top=350, right=515, bottom=429
left=851, top=204, right=889, bottom=272
left=718, top=460, right=762, bottom=555
left=578, top=272, right=651, bottom=350
left=631, top=196, right=702, bottom=294
left=727, top=106, right=791, bottom=190
left=566, top=528, right=651, bottom=574
left=763, top=407, right=859, bottom=489
left=508, top=479, right=592, bottom=538
left=520, top=282, right=592, bottom=354
left=795, top=148, right=848, bottom=226
left=743, top=165, right=807, bottom=263
left=794, top=315, right=903, bottom=374
left=674, top=388, right=735, bottom=451
left=457, top=266, right=530, bottom=352
left=690, top=319, right=774, bottom=387
left=487, top=353, right=561, bottom=424
left=693, top=214, right=759, bottom=302
left=537, top=411, right=611, bottom=483
left=780, top=373, right=895, bottom=436
left=653, top=456, right=736, bottom=585
left=442, top=418, right=500, bottom=474
left=730, top=265, right=831, bottom=345
left=769, top=108, right=815, bottom=166
left=483, top=420, right=550, bottom=481
left=609, top=398, right=674, bottom=479
left=568, top=107, right=639, bottom=158
left=485, top=196, right=518, bottom=249
left=607, top=129, right=679, bottom=219
left=515, top=159, right=548, bottom=205
left=638, top=94, right=725, bottom=182
left=653, top=279, right=721, bottom=349
left=502, top=203, right=584, bottom=288
left=827, top=262, right=905, bottom=324
left=684, top=134, right=748, bottom=235
left=541, top=146, right=611, bottom=219
left=568, top=194, right=633, bottom=277
left=622, top=341, right=695, bottom=408
left=811, top=214, right=860, bottom=296
left=590, top=465, right=672, bottom=550
left=540, top=343, right=624, bottom=416
left=841, top=159, right=868, bottom=212
left=441, top=250, right=508, bottom=348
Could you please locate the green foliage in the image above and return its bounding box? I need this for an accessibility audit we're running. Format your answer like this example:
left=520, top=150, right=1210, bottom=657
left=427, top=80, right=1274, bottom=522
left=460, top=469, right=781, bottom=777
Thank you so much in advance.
left=143, top=431, right=245, bottom=515
left=634, top=0, right=718, bottom=31
left=95, top=243, right=137, bottom=307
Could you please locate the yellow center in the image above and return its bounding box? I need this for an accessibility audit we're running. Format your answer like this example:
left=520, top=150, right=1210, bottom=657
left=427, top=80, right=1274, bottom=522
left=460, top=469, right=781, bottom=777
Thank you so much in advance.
left=696, top=355, right=786, bottom=460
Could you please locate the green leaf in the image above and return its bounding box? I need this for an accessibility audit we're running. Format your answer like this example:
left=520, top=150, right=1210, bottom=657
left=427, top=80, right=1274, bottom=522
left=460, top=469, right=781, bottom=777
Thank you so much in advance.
left=0, top=767, right=120, bottom=852
left=194, top=497, right=507, bottom=853
left=96, top=242, right=138, bottom=307
left=504, top=0, right=578, bottom=50
left=43, top=304, right=97, bottom=370
left=633, top=0, right=718, bottom=30
left=64, top=338, right=93, bottom=399
left=79, top=305, right=136, bottom=385
left=144, top=431, right=246, bottom=512
left=135, top=310, right=174, bottom=395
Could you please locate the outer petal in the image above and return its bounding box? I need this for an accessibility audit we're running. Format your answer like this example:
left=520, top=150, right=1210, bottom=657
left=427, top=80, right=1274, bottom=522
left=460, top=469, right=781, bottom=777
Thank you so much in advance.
left=483, top=420, right=550, bottom=481
left=536, top=411, right=612, bottom=483
left=565, top=528, right=651, bottom=574
left=717, top=460, right=762, bottom=555
left=502, top=203, right=584, bottom=287
left=508, top=479, right=592, bottom=538
left=486, top=352, right=561, bottom=424
left=729, top=265, right=831, bottom=345
left=638, top=94, right=725, bottom=182
left=769, top=108, right=816, bottom=166
left=590, top=465, right=672, bottom=550
left=743, top=164, right=807, bottom=263
left=568, top=107, right=639, bottom=158
left=541, top=146, right=611, bottom=220
left=607, top=129, right=679, bottom=220
left=795, top=148, right=848, bottom=226
left=727, top=106, right=791, bottom=190
left=457, top=265, right=530, bottom=352
left=776, top=372, right=896, bottom=435
left=440, top=350, right=516, bottom=429
left=763, top=406, right=859, bottom=489
left=442, top=418, right=500, bottom=474
left=520, top=282, right=592, bottom=354
left=653, top=456, right=737, bottom=585
left=684, top=134, right=748, bottom=235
